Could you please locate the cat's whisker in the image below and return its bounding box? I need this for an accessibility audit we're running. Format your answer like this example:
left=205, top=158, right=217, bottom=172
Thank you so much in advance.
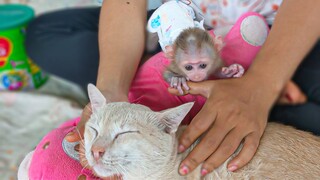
left=75, top=127, right=84, bottom=143
left=80, top=163, right=89, bottom=172
left=78, top=139, right=85, bottom=146
left=78, top=154, right=87, bottom=158
left=115, top=163, right=128, bottom=178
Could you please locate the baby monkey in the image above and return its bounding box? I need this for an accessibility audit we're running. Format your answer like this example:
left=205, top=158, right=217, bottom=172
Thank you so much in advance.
left=163, top=28, right=244, bottom=94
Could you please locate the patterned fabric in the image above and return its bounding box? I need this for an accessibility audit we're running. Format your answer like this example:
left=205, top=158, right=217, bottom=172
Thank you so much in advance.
left=147, top=1, right=205, bottom=51
left=163, top=0, right=283, bottom=28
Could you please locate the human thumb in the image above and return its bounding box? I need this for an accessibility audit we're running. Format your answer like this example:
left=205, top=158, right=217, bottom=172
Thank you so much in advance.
left=65, top=104, right=91, bottom=142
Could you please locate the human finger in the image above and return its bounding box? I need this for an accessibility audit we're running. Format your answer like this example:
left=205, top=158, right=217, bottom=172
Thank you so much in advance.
left=168, top=81, right=213, bottom=97
left=179, top=118, right=231, bottom=175
left=178, top=99, right=219, bottom=153
left=227, top=133, right=260, bottom=172
left=200, top=127, right=245, bottom=175
left=65, top=104, right=92, bottom=142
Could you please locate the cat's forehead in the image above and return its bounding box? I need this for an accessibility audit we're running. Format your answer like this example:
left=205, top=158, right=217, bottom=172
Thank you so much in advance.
left=104, top=103, right=153, bottom=117
left=92, top=102, right=158, bottom=126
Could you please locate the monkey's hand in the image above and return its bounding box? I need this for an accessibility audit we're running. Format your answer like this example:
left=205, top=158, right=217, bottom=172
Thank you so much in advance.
left=221, top=64, right=245, bottom=78
left=170, top=76, right=189, bottom=95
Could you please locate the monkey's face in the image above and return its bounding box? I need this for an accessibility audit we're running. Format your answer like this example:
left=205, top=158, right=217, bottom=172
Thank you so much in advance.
left=178, top=57, right=212, bottom=82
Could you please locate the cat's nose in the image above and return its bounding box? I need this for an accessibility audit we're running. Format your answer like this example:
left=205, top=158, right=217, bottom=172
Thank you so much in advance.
left=91, top=146, right=105, bottom=161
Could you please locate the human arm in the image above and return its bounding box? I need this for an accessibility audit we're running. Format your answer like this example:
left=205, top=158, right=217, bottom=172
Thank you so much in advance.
left=97, top=0, right=147, bottom=100
left=66, top=0, right=147, bottom=141
left=172, top=0, right=320, bottom=176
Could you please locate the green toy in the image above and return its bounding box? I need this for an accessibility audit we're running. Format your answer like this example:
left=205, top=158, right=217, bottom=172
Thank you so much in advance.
left=0, top=4, right=47, bottom=90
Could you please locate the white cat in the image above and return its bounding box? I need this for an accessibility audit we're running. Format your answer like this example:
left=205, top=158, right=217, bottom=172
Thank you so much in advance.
left=82, top=84, right=320, bottom=179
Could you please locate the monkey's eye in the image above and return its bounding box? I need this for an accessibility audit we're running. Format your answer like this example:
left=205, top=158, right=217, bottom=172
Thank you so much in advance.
left=185, top=65, right=193, bottom=71
left=199, top=64, right=207, bottom=69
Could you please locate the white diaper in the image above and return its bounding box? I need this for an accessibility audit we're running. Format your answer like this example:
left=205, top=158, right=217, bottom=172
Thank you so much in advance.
left=147, top=1, right=204, bottom=51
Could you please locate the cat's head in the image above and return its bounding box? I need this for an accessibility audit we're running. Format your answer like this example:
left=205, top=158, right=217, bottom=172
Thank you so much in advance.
left=83, top=84, right=194, bottom=178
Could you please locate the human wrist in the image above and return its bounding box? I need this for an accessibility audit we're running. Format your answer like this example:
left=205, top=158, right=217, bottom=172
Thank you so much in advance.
left=96, top=83, right=128, bottom=102
left=243, top=68, right=284, bottom=108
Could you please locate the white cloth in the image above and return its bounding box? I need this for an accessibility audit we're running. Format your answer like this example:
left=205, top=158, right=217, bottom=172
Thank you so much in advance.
left=163, top=0, right=283, bottom=28
left=147, top=1, right=205, bottom=51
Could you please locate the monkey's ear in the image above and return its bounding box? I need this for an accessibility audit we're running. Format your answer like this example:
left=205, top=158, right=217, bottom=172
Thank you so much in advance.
left=158, top=102, right=194, bottom=134
left=164, top=45, right=174, bottom=59
left=214, top=35, right=224, bottom=52
left=87, top=84, right=108, bottom=113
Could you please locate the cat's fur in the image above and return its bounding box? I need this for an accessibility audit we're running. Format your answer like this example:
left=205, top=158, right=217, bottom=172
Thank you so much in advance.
left=84, top=84, right=320, bottom=179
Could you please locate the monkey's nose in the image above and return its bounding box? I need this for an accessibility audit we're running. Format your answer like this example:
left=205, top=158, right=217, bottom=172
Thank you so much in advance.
left=91, top=146, right=105, bottom=161
left=193, top=75, right=203, bottom=82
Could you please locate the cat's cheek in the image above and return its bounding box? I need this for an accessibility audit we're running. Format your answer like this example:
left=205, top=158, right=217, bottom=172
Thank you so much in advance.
left=79, top=142, right=93, bottom=170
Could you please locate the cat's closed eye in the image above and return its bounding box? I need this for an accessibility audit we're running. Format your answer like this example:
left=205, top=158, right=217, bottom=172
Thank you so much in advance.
left=87, top=124, right=99, bottom=137
left=114, top=131, right=140, bottom=140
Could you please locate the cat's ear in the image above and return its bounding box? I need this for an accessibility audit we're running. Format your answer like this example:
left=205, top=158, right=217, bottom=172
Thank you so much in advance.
left=87, top=84, right=108, bottom=112
left=159, top=102, right=194, bottom=133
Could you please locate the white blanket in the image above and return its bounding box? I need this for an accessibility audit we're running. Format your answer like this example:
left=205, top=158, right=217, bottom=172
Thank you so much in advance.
left=0, top=76, right=84, bottom=180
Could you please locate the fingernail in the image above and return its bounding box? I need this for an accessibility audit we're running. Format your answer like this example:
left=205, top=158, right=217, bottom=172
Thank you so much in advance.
left=201, top=169, right=208, bottom=176
left=178, top=145, right=185, bottom=153
left=179, top=165, right=189, bottom=175
left=228, top=165, right=237, bottom=172
left=285, top=93, right=293, bottom=102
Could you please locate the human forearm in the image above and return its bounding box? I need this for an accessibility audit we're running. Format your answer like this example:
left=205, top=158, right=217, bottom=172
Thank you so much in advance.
left=96, top=0, right=147, bottom=99
left=247, top=0, right=320, bottom=105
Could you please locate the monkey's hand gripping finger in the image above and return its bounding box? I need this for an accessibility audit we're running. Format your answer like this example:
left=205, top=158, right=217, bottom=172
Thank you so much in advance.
left=221, top=64, right=245, bottom=78
left=170, top=76, right=190, bottom=95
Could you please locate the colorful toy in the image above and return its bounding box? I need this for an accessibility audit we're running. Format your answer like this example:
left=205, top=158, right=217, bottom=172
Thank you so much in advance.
left=0, top=4, right=47, bottom=91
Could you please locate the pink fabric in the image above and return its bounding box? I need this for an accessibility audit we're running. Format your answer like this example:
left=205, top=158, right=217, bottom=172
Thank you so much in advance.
left=28, top=12, right=268, bottom=180
left=221, top=12, right=269, bottom=69
left=29, top=117, right=101, bottom=179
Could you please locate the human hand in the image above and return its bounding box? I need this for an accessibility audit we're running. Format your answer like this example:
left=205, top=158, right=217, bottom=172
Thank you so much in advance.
left=168, top=75, right=279, bottom=176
